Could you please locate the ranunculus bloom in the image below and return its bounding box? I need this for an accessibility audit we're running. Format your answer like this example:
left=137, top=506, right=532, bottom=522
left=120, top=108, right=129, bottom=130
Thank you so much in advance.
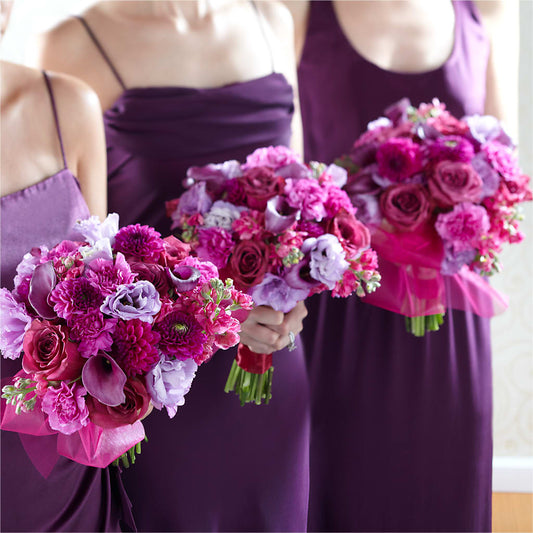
left=238, top=166, right=285, bottom=210
left=225, top=240, right=269, bottom=290
left=306, top=234, right=349, bottom=289
left=196, top=227, right=234, bottom=269
left=380, top=184, right=431, bottom=231
left=87, top=377, right=150, bottom=429
left=376, top=138, right=423, bottom=182
left=146, top=355, right=198, bottom=418
left=101, top=281, right=162, bottom=323
left=129, top=261, right=171, bottom=296
left=22, top=319, right=84, bottom=381
left=251, top=274, right=308, bottom=313
left=325, top=209, right=371, bottom=258
left=0, top=288, right=32, bottom=360
left=42, top=382, right=90, bottom=435
left=428, top=161, right=483, bottom=207
left=435, top=202, right=490, bottom=252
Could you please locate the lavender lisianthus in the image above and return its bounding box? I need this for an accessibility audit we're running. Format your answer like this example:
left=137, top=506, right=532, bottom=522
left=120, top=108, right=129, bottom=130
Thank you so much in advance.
left=185, top=160, right=243, bottom=188
left=175, top=182, right=213, bottom=219
left=0, top=289, right=32, bottom=360
left=79, top=238, right=114, bottom=263
left=441, top=245, right=477, bottom=275
left=101, top=281, right=161, bottom=323
left=470, top=153, right=501, bottom=199
left=146, top=355, right=198, bottom=418
left=42, top=382, right=90, bottom=435
left=307, top=234, right=349, bottom=289
left=251, top=274, right=309, bottom=313
left=465, top=114, right=515, bottom=148
left=74, top=213, right=119, bottom=246
left=325, top=164, right=348, bottom=188
left=203, top=200, right=243, bottom=230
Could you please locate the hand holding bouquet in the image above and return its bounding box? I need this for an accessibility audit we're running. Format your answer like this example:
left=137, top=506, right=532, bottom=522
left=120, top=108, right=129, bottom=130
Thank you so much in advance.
left=337, top=98, right=531, bottom=335
left=167, top=146, right=380, bottom=405
left=0, top=214, right=252, bottom=470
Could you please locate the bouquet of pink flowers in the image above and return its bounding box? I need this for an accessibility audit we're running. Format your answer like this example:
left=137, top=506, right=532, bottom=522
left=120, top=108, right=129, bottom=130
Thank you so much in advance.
left=0, top=214, right=252, bottom=471
left=167, top=146, right=380, bottom=405
left=337, top=98, right=531, bottom=335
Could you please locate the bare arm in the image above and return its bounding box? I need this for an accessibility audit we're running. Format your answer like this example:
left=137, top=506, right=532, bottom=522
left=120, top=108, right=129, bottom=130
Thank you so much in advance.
left=476, top=0, right=519, bottom=139
left=49, top=72, right=107, bottom=220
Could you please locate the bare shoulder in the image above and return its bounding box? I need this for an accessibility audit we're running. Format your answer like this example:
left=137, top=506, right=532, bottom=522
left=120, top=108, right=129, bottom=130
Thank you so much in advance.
left=474, top=0, right=519, bottom=22
left=256, top=1, right=294, bottom=36
left=281, top=1, right=310, bottom=26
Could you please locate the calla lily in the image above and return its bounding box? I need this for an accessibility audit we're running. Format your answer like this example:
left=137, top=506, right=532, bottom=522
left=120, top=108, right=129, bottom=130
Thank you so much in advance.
left=167, top=265, right=201, bottom=292
left=28, top=261, right=57, bottom=319
left=276, top=161, right=312, bottom=181
left=265, top=196, right=301, bottom=234
left=82, top=353, right=127, bottom=407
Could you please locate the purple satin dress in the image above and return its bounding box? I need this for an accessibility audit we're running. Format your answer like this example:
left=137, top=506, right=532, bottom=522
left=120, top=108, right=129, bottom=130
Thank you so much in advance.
left=298, top=2, right=492, bottom=531
left=75, top=16, right=310, bottom=532
left=0, top=72, right=133, bottom=532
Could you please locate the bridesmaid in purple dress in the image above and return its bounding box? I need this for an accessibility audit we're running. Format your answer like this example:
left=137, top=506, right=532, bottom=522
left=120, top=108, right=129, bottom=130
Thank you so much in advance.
left=0, top=51, right=133, bottom=531
left=285, top=1, right=518, bottom=531
left=37, top=2, right=310, bottom=531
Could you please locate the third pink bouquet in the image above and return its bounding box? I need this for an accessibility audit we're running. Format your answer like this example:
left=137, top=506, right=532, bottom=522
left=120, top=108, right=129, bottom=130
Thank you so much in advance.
left=337, top=98, right=532, bottom=335
left=167, top=146, right=380, bottom=405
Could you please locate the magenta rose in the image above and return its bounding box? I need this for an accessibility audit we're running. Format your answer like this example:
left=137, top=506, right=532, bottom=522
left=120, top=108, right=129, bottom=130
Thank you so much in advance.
left=87, top=377, right=150, bottom=429
left=238, top=167, right=284, bottom=210
left=380, top=184, right=431, bottom=231
left=326, top=209, right=371, bottom=257
left=22, top=319, right=84, bottom=381
left=429, top=161, right=483, bottom=207
left=224, top=240, right=269, bottom=290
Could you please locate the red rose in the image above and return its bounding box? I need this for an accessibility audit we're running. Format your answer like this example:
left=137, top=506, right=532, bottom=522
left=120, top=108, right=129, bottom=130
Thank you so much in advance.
left=87, top=377, right=150, bottom=429
left=380, top=184, right=430, bottom=231
left=22, top=319, right=84, bottom=381
left=224, top=240, right=269, bottom=290
left=238, top=166, right=284, bottom=210
left=326, top=209, right=371, bottom=257
left=429, top=161, right=483, bottom=207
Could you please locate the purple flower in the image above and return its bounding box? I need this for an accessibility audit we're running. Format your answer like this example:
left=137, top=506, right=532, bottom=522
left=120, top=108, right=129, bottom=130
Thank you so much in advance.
left=441, top=245, right=477, bottom=275
left=203, top=200, right=242, bottom=230
left=82, top=353, right=127, bottom=406
left=112, top=319, right=161, bottom=377
left=51, top=277, right=105, bottom=320
left=435, top=203, right=490, bottom=252
left=306, top=234, right=349, bottom=289
left=243, top=145, right=302, bottom=170
left=114, top=224, right=164, bottom=262
left=349, top=142, right=379, bottom=169
left=74, top=213, right=119, bottom=246
left=154, top=309, right=207, bottom=363
left=173, top=183, right=213, bottom=223
left=196, top=227, right=234, bottom=269
left=265, top=196, right=301, bottom=234
left=0, top=288, right=32, bottom=360
left=28, top=261, right=57, bottom=319
left=325, top=164, right=348, bottom=188
left=284, top=178, right=328, bottom=221
left=295, top=221, right=324, bottom=239
left=482, top=141, right=520, bottom=180
left=251, top=274, right=309, bottom=313
left=167, top=265, right=201, bottom=292
left=13, top=246, right=48, bottom=302
left=376, top=138, right=423, bottom=182
left=384, top=98, right=411, bottom=125
left=101, top=281, right=162, bottom=323
left=427, top=136, right=475, bottom=163
left=323, top=185, right=354, bottom=218
left=275, top=161, right=313, bottom=181
left=146, top=355, right=198, bottom=418
left=42, top=382, right=90, bottom=435
left=284, top=255, right=321, bottom=291
left=176, top=256, right=219, bottom=286
left=69, top=310, right=117, bottom=358
left=465, top=114, right=515, bottom=148
left=351, top=194, right=382, bottom=227
left=185, top=160, right=243, bottom=192
left=85, top=253, right=135, bottom=295
left=470, top=153, right=501, bottom=199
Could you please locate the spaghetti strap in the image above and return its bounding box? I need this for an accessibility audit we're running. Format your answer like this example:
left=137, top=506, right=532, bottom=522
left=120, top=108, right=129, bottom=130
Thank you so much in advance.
left=250, top=1, right=275, bottom=73
left=42, top=71, right=67, bottom=169
left=72, top=15, right=127, bottom=90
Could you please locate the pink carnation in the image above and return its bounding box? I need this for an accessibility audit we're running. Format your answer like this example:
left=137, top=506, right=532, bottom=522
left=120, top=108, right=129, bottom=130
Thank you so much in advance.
left=244, top=145, right=301, bottom=170
left=85, top=253, right=135, bottom=294
left=69, top=311, right=117, bottom=358
left=323, top=184, right=355, bottom=217
left=42, top=382, right=89, bottom=435
left=284, top=178, right=328, bottom=221
left=482, top=141, right=520, bottom=179
left=435, top=202, right=490, bottom=252
left=196, top=227, right=234, bottom=269
left=231, top=210, right=266, bottom=240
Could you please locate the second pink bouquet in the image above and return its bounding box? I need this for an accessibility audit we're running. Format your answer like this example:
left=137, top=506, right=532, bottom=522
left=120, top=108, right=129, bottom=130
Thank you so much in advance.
left=167, top=146, right=380, bottom=405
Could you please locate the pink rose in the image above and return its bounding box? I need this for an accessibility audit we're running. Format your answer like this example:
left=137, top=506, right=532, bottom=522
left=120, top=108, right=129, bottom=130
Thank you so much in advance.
left=223, top=240, right=269, bottom=290
left=22, top=319, right=84, bottom=381
left=326, top=209, right=371, bottom=258
left=380, top=184, right=431, bottom=231
left=238, top=167, right=285, bottom=210
left=87, top=377, right=150, bottom=429
left=159, top=236, right=191, bottom=269
left=429, top=161, right=483, bottom=207
left=42, top=382, right=90, bottom=435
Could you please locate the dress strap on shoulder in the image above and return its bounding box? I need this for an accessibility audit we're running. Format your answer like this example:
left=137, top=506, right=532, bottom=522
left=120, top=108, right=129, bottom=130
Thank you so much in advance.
left=42, top=70, right=67, bottom=169
left=250, top=1, right=275, bottom=73
left=72, top=15, right=127, bottom=90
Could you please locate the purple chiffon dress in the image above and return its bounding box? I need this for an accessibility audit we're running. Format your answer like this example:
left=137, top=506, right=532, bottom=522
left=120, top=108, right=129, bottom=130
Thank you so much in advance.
left=0, top=72, right=134, bottom=532
left=298, top=1, right=492, bottom=531
left=76, top=15, right=310, bottom=532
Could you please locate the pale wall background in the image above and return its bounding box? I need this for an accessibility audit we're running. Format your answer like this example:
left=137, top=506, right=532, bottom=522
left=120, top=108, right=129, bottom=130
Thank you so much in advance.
left=2, top=0, right=533, bottom=463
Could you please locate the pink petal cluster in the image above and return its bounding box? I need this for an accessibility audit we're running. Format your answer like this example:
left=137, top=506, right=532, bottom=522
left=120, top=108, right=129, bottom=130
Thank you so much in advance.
left=284, top=178, right=328, bottom=221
